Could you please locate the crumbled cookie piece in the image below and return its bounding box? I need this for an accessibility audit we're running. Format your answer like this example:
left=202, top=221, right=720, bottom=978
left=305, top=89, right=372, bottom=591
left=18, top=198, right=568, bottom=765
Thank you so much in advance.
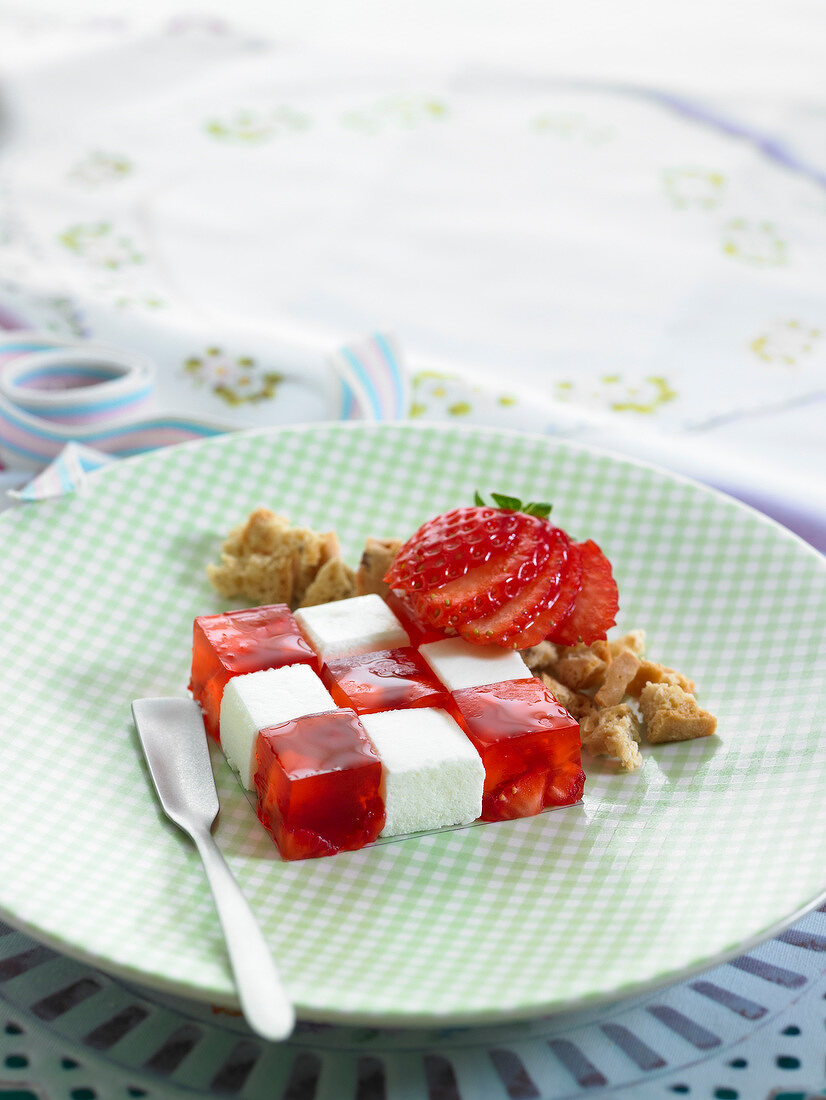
left=525, top=627, right=715, bottom=770
left=539, top=672, right=596, bottom=723
left=355, top=537, right=403, bottom=598
left=627, top=660, right=695, bottom=698
left=292, top=529, right=342, bottom=600
left=298, top=558, right=356, bottom=607
left=206, top=508, right=341, bottom=609
left=609, top=630, right=646, bottom=658
left=638, top=682, right=717, bottom=743
left=594, top=649, right=641, bottom=708
left=589, top=639, right=612, bottom=663
left=521, top=640, right=559, bottom=673
left=580, top=704, right=642, bottom=772
left=553, top=646, right=609, bottom=691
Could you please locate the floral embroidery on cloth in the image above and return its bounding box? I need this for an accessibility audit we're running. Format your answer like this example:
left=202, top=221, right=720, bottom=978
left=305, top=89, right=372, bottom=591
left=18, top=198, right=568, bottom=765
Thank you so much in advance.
left=184, top=347, right=283, bottom=405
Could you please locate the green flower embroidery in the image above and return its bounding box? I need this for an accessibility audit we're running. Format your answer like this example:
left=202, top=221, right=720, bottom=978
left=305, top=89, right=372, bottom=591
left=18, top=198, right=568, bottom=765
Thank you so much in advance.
left=409, top=369, right=517, bottom=420
left=554, top=374, right=677, bottom=414
left=750, top=319, right=822, bottom=365
left=0, top=278, right=88, bottom=337
left=184, top=347, right=283, bottom=406
left=722, top=218, right=788, bottom=266
left=662, top=167, right=726, bottom=210
left=84, top=272, right=166, bottom=312
left=611, top=376, right=677, bottom=413
left=410, top=370, right=472, bottom=418
left=341, top=94, right=448, bottom=135
left=204, top=107, right=311, bottom=144
left=531, top=112, right=614, bottom=145
left=58, top=223, right=143, bottom=269
left=110, top=292, right=165, bottom=310
left=68, top=151, right=134, bottom=187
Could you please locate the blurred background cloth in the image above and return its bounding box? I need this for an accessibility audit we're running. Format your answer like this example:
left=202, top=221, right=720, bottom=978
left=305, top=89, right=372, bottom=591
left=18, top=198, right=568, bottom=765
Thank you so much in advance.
left=0, top=2, right=824, bottom=539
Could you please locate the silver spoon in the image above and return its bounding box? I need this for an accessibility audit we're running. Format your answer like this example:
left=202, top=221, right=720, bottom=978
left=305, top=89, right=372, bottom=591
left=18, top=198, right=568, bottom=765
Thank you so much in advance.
left=132, top=697, right=295, bottom=1041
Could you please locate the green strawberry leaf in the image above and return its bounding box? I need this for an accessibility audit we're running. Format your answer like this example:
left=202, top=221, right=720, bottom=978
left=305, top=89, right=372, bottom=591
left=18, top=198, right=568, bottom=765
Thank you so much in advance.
left=474, top=492, right=552, bottom=518
left=491, top=492, right=523, bottom=511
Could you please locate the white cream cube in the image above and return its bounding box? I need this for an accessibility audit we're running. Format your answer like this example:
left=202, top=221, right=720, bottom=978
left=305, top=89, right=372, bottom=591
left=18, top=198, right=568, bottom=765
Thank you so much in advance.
left=220, top=665, right=336, bottom=789
left=360, top=708, right=484, bottom=837
left=419, top=637, right=531, bottom=692
left=294, top=594, right=410, bottom=660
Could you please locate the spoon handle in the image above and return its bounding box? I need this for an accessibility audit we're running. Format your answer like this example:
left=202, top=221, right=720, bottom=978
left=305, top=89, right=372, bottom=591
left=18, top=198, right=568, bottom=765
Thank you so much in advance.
left=190, top=826, right=295, bottom=1042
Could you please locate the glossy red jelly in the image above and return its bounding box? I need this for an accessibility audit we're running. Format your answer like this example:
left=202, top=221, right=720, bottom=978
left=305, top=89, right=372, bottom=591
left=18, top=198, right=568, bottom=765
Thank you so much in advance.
left=384, top=590, right=445, bottom=646
left=450, top=678, right=583, bottom=821
left=189, top=605, right=317, bottom=741
left=254, top=709, right=385, bottom=860
left=321, top=647, right=448, bottom=715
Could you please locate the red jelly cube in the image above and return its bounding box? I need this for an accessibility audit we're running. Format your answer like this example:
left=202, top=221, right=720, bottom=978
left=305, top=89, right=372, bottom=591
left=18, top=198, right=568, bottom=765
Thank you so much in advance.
left=450, top=678, right=584, bottom=821
left=189, top=605, right=317, bottom=741
left=384, top=590, right=446, bottom=646
left=254, top=709, right=385, bottom=860
left=321, top=647, right=448, bottom=715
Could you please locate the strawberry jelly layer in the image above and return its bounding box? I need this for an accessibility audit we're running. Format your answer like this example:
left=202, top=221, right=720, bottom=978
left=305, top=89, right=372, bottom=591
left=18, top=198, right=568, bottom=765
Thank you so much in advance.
left=321, top=646, right=448, bottom=715
left=254, top=709, right=385, bottom=860
left=189, top=605, right=317, bottom=740
left=450, top=678, right=584, bottom=821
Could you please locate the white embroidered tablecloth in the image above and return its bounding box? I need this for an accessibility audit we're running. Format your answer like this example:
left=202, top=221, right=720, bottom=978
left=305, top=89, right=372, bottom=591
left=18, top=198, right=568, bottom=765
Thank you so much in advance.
left=1, top=9, right=824, bottom=546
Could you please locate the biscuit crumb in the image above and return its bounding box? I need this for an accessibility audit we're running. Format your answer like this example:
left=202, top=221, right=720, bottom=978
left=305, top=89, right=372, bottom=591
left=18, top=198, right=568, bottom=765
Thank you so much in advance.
left=539, top=672, right=596, bottom=723
left=594, top=649, right=641, bottom=708
left=522, top=641, right=560, bottom=672
left=523, top=627, right=715, bottom=771
left=355, top=537, right=403, bottom=598
left=638, top=682, right=717, bottom=743
left=298, top=558, right=357, bottom=607
left=609, top=630, right=646, bottom=658
left=553, top=646, right=608, bottom=691
left=590, top=639, right=611, bottom=663
left=206, top=507, right=341, bottom=610
left=627, top=660, right=695, bottom=698
left=580, top=704, right=642, bottom=771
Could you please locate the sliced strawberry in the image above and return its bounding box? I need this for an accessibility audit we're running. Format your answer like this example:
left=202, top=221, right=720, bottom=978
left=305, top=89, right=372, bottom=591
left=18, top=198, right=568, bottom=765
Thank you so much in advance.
left=412, top=519, right=561, bottom=629
left=481, top=770, right=547, bottom=822
left=384, top=495, right=619, bottom=651
left=544, top=761, right=586, bottom=808
left=385, top=506, right=523, bottom=593
left=548, top=539, right=618, bottom=646
left=507, top=541, right=584, bottom=649
left=458, top=529, right=570, bottom=646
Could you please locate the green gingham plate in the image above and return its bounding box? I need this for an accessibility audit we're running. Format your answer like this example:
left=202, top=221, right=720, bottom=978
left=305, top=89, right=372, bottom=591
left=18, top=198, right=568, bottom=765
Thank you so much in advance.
left=0, top=422, right=824, bottom=1027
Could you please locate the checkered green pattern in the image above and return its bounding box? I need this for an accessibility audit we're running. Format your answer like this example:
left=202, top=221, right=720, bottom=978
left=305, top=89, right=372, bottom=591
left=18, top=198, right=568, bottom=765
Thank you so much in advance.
left=0, top=423, right=824, bottom=1025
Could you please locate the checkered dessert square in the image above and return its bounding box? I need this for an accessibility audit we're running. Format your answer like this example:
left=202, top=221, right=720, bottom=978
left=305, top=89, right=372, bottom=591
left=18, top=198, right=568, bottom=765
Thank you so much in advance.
left=190, top=594, right=583, bottom=860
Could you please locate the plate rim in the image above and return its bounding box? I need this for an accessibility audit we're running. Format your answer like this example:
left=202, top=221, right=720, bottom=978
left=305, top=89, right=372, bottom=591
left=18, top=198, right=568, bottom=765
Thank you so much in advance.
left=2, top=882, right=826, bottom=1028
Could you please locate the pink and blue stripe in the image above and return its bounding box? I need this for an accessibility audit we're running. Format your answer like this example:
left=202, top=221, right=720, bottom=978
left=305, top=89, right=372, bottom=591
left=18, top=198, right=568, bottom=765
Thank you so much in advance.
left=0, top=395, right=225, bottom=466
left=332, top=333, right=410, bottom=421
left=8, top=442, right=116, bottom=501
left=0, top=332, right=225, bottom=470
left=2, top=329, right=414, bottom=499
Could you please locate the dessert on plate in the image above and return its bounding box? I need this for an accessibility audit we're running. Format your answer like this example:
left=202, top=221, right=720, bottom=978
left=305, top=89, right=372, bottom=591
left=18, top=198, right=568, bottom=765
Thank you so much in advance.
left=189, top=496, right=716, bottom=859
